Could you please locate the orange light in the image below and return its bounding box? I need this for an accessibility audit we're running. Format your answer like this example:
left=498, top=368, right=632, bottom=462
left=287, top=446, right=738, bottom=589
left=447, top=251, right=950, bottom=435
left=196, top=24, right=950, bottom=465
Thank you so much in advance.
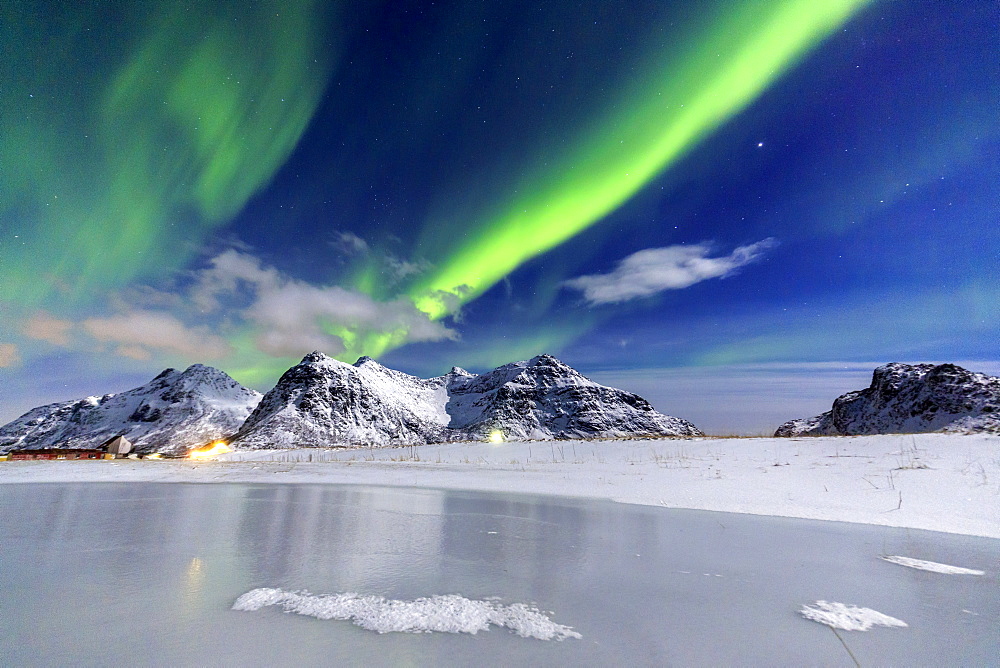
left=189, top=441, right=232, bottom=459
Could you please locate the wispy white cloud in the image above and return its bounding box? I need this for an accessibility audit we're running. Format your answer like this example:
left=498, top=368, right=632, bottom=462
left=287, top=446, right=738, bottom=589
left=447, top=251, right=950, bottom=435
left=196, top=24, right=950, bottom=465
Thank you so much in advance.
left=114, top=344, right=155, bottom=361
left=82, top=311, right=232, bottom=360
left=0, top=343, right=19, bottom=367
left=23, top=311, right=73, bottom=346
left=383, top=255, right=428, bottom=282
left=190, top=249, right=280, bottom=312
left=192, top=250, right=455, bottom=358
left=330, top=231, right=370, bottom=256
left=328, top=231, right=430, bottom=285
left=563, top=238, right=778, bottom=305
left=8, top=246, right=450, bottom=368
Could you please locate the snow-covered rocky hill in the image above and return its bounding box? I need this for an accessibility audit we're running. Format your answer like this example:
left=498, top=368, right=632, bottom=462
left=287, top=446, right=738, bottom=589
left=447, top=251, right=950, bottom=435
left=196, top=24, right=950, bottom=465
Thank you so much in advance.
left=444, top=354, right=702, bottom=440
left=231, top=352, right=701, bottom=448
left=230, top=353, right=457, bottom=449
left=775, top=362, right=1000, bottom=436
left=0, top=365, right=262, bottom=455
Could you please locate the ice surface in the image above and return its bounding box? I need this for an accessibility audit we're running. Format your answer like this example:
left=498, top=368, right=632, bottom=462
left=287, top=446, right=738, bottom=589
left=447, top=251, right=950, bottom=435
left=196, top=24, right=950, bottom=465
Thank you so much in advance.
left=881, top=555, right=985, bottom=575
left=233, top=588, right=582, bottom=640
left=2, top=483, right=998, bottom=666
left=799, top=601, right=908, bottom=631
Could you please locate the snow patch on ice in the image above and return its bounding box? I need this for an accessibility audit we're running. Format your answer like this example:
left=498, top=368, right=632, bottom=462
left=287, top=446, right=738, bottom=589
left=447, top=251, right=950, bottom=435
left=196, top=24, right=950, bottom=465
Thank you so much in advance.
left=881, top=555, right=984, bottom=575
left=799, top=600, right=908, bottom=631
left=232, top=588, right=582, bottom=640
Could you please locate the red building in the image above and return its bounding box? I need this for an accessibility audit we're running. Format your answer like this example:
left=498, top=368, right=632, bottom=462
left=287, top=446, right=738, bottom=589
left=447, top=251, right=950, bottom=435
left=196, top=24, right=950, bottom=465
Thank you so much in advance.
left=8, top=449, right=107, bottom=460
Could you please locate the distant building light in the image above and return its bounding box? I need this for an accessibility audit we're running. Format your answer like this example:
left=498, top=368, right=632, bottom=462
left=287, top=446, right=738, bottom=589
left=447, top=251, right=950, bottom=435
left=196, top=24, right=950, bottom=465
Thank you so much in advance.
left=189, top=441, right=232, bottom=459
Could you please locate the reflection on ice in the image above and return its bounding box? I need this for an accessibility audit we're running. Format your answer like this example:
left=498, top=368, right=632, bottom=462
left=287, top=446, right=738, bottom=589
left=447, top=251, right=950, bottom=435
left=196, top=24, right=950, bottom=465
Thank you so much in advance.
left=880, top=555, right=985, bottom=575
left=233, top=588, right=582, bottom=640
left=800, top=601, right=908, bottom=631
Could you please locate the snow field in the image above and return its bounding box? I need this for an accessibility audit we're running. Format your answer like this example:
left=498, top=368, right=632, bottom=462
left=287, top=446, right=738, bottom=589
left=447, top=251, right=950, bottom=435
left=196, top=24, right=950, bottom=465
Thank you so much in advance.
left=3, top=432, right=997, bottom=538
left=217, top=432, right=1000, bottom=537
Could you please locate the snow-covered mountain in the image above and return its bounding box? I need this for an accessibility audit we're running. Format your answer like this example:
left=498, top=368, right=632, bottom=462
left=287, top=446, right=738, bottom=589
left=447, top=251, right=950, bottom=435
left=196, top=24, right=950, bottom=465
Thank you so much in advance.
left=231, top=352, right=701, bottom=448
left=230, top=353, right=455, bottom=448
left=775, top=362, right=1000, bottom=437
left=0, top=365, right=262, bottom=455
left=445, top=354, right=702, bottom=440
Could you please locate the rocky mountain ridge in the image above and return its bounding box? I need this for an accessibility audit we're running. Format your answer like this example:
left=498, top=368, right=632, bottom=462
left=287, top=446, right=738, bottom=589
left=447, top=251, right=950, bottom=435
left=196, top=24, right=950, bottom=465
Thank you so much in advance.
left=229, top=352, right=456, bottom=448
left=1, top=353, right=701, bottom=453
left=442, top=354, right=699, bottom=441
left=0, top=364, right=262, bottom=455
left=230, top=352, right=702, bottom=448
left=775, top=362, right=1000, bottom=436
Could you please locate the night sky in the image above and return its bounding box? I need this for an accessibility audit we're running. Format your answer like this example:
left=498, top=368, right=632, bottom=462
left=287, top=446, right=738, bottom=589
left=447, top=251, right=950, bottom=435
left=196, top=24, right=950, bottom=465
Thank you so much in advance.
left=2, top=1, right=998, bottom=433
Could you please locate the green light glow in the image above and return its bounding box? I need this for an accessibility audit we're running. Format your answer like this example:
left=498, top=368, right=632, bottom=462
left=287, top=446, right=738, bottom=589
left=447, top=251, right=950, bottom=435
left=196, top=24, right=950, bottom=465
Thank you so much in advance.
left=0, top=1, right=332, bottom=304
left=324, top=325, right=408, bottom=362
left=409, top=0, right=871, bottom=318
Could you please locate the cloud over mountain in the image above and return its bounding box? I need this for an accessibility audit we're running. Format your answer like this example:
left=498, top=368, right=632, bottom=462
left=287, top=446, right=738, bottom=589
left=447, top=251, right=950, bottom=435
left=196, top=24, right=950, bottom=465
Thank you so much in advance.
left=82, top=311, right=232, bottom=361
left=192, top=250, right=456, bottom=358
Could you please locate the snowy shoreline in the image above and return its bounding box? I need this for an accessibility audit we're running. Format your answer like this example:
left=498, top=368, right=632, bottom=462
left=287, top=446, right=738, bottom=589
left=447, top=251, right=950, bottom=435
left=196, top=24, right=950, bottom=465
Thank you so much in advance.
left=2, top=433, right=997, bottom=538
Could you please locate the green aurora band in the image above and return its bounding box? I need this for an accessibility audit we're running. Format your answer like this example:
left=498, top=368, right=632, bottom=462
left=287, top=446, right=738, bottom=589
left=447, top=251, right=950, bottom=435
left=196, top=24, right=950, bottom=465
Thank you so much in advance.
left=407, top=0, right=872, bottom=320
left=0, top=1, right=331, bottom=305
left=2, top=0, right=873, bottom=374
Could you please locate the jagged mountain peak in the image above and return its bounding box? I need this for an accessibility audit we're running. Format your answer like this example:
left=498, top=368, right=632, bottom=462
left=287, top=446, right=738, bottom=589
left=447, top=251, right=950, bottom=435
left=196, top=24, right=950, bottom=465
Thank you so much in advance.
left=529, top=353, right=563, bottom=365
left=232, top=349, right=452, bottom=449
left=776, top=362, right=1000, bottom=436
left=181, top=362, right=222, bottom=376
left=459, top=353, right=589, bottom=396
left=0, top=365, right=262, bottom=455
left=151, top=367, right=178, bottom=381
left=232, top=351, right=701, bottom=448
left=3, top=353, right=703, bottom=453
left=299, top=350, right=346, bottom=367
left=444, top=354, right=699, bottom=440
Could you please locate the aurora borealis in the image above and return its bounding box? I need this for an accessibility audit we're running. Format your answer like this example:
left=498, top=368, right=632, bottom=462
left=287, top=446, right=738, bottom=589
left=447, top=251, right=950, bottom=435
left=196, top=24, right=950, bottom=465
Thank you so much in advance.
left=406, top=0, right=870, bottom=318
left=1, top=0, right=332, bottom=304
left=2, top=1, right=998, bottom=432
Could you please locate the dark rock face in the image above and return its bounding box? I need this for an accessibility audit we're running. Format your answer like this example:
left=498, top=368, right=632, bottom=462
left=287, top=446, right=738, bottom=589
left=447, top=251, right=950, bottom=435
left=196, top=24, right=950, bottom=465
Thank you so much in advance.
left=231, top=352, right=702, bottom=448
left=775, top=363, right=1000, bottom=436
left=0, top=365, right=262, bottom=455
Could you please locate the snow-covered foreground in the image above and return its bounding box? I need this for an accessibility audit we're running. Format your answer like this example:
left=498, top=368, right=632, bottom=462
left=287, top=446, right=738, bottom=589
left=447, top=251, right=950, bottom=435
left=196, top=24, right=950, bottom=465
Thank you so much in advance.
left=2, top=433, right=997, bottom=538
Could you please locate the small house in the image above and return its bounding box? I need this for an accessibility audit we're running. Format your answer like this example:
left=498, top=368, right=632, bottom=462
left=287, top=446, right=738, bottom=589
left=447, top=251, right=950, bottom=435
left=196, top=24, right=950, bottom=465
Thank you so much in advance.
left=101, top=435, right=133, bottom=458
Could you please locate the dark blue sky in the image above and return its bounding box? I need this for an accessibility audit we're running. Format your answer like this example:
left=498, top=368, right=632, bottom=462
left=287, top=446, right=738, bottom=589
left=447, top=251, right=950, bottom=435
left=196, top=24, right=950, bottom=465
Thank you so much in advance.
left=1, top=1, right=998, bottom=432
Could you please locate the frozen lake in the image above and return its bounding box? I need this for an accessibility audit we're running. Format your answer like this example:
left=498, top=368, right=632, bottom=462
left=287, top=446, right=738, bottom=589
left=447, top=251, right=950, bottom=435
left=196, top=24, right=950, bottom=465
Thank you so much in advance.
left=1, top=483, right=996, bottom=665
